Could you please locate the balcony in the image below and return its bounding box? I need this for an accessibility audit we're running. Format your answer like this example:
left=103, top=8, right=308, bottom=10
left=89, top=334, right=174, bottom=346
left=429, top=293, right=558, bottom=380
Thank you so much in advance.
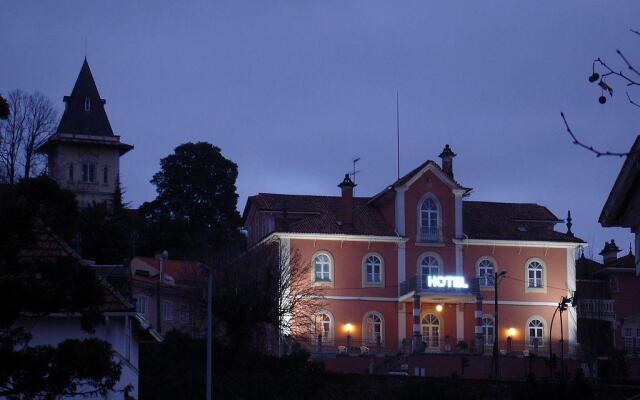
left=419, top=226, right=439, bottom=243
left=577, top=299, right=616, bottom=323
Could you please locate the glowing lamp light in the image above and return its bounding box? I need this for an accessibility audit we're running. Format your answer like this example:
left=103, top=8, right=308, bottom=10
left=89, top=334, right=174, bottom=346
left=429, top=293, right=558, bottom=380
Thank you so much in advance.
left=435, top=304, right=444, bottom=312
left=344, top=323, right=354, bottom=335
left=507, top=327, right=517, bottom=338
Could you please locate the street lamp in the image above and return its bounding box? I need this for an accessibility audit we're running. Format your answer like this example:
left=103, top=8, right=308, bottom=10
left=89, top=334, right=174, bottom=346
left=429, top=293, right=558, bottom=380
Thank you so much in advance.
left=345, top=323, right=353, bottom=352
left=548, top=295, right=572, bottom=382
left=492, top=270, right=507, bottom=380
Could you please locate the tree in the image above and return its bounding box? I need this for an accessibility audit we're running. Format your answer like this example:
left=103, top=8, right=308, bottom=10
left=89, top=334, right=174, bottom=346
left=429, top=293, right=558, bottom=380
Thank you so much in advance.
left=0, top=90, right=57, bottom=183
left=138, top=142, right=245, bottom=260
left=0, top=182, right=121, bottom=398
left=22, top=92, right=57, bottom=179
left=217, top=238, right=325, bottom=353
left=561, top=29, right=639, bottom=157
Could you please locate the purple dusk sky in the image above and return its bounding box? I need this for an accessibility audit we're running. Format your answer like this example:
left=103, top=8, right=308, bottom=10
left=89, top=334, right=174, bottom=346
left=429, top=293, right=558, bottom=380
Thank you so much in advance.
left=2, top=1, right=638, bottom=259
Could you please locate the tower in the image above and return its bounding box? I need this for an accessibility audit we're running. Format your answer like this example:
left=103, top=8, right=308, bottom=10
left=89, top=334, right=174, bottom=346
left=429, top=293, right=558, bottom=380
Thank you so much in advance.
left=37, top=58, right=133, bottom=206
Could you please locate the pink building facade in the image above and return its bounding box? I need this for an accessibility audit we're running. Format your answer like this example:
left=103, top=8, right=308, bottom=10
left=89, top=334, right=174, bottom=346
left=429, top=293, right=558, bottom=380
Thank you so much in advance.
left=243, top=146, right=584, bottom=356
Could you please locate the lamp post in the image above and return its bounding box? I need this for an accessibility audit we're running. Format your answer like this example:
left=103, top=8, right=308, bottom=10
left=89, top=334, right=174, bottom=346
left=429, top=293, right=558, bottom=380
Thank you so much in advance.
left=492, top=270, right=507, bottom=380
left=206, top=265, right=213, bottom=400
left=345, top=323, right=353, bottom=353
left=548, top=296, right=572, bottom=382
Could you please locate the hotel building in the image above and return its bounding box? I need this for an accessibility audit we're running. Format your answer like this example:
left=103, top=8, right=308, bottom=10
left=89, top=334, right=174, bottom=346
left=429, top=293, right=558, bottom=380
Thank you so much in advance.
left=243, top=145, right=584, bottom=354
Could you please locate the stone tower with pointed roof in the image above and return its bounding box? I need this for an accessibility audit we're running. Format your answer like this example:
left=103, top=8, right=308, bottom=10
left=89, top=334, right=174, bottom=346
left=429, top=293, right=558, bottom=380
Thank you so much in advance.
left=37, top=59, right=133, bottom=206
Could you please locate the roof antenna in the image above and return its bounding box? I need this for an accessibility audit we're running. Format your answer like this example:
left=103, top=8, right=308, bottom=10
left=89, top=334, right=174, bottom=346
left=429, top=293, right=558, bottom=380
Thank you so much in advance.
left=396, top=90, right=400, bottom=181
left=351, top=157, right=361, bottom=192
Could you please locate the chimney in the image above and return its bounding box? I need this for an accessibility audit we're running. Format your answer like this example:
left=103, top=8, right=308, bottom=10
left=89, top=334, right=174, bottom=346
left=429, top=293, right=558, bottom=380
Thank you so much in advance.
left=599, top=240, right=621, bottom=265
left=338, top=174, right=356, bottom=226
left=438, top=144, right=457, bottom=178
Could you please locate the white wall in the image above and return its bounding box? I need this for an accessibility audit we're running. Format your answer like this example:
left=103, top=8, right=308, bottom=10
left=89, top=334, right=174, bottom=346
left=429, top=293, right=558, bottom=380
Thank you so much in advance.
left=16, top=314, right=139, bottom=399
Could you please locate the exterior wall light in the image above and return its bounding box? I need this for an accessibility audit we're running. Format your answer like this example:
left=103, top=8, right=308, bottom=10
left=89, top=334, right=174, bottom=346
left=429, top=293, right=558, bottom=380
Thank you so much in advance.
left=435, top=304, right=443, bottom=312
left=507, top=327, right=516, bottom=337
left=344, top=323, right=354, bottom=334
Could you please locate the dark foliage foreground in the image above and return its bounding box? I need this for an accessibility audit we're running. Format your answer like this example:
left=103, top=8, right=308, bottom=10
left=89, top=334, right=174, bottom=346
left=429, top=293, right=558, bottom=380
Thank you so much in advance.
left=140, top=331, right=640, bottom=400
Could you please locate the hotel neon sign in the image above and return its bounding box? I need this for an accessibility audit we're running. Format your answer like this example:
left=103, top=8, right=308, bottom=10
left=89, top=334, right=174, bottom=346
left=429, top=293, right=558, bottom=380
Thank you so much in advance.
left=426, top=275, right=469, bottom=289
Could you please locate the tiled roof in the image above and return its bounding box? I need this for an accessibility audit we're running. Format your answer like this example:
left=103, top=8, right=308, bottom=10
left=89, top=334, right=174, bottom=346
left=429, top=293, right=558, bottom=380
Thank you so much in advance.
left=368, top=160, right=471, bottom=204
left=245, top=193, right=581, bottom=243
left=462, top=201, right=583, bottom=243
left=19, top=227, right=134, bottom=312
left=245, top=193, right=397, bottom=237
left=131, top=257, right=205, bottom=288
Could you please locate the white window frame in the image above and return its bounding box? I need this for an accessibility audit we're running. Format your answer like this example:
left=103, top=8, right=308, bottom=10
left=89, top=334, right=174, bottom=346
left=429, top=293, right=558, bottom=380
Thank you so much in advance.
left=136, top=295, right=148, bottom=316
left=362, top=311, right=384, bottom=344
left=362, top=253, right=384, bottom=287
left=162, top=300, right=173, bottom=321
left=421, top=312, right=441, bottom=351
left=311, top=251, right=334, bottom=287
left=526, top=316, right=547, bottom=348
left=416, top=194, right=442, bottom=243
left=482, top=315, right=495, bottom=347
left=476, top=257, right=496, bottom=290
left=524, top=258, right=547, bottom=293
left=418, top=252, right=442, bottom=290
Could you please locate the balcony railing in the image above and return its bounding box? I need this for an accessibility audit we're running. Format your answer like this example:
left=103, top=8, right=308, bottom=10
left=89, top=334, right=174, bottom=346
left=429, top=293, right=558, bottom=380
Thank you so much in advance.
left=577, top=299, right=616, bottom=322
left=419, top=226, right=439, bottom=242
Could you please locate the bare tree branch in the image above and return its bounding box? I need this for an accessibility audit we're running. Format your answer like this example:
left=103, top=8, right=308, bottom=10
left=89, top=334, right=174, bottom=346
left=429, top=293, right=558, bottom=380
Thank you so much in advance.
left=560, top=112, right=629, bottom=157
left=627, top=91, right=640, bottom=109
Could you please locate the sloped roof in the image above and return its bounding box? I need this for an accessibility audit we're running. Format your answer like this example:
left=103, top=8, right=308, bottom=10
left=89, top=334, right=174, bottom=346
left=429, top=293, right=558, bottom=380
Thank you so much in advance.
left=131, top=256, right=205, bottom=288
left=245, top=193, right=397, bottom=237
left=600, top=135, right=640, bottom=228
left=19, top=227, right=134, bottom=312
left=56, top=58, right=114, bottom=136
left=462, top=201, right=583, bottom=243
left=369, top=160, right=471, bottom=205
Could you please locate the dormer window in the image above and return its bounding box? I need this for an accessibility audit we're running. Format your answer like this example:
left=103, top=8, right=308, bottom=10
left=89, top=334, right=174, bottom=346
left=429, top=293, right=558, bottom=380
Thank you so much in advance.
left=84, top=97, right=91, bottom=112
left=419, top=196, right=440, bottom=242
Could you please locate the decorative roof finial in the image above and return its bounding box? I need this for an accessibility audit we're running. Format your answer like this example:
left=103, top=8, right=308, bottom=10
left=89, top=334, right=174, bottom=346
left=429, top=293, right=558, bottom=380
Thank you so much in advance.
left=566, top=210, right=573, bottom=236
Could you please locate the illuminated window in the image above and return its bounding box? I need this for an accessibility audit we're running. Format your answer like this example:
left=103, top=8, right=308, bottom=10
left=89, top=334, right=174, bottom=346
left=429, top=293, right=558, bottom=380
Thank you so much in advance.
left=527, top=261, right=544, bottom=289
left=314, top=312, right=333, bottom=342
left=364, top=312, right=383, bottom=344
left=420, top=255, right=440, bottom=289
left=419, top=197, right=440, bottom=242
left=482, top=316, right=494, bottom=346
left=421, top=313, right=440, bottom=350
left=313, top=253, right=332, bottom=282
left=528, top=319, right=544, bottom=347
left=364, top=254, right=383, bottom=285
left=478, top=259, right=495, bottom=287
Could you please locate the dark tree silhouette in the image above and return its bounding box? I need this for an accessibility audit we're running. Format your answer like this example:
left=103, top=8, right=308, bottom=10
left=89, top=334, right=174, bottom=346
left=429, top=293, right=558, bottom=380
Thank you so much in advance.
left=138, top=142, right=245, bottom=260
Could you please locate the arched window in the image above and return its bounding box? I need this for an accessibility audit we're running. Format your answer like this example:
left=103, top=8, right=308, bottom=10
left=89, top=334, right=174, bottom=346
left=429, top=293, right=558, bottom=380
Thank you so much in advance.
left=363, top=312, right=383, bottom=344
left=527, top=261, right=544, bottom=289
left=313, top=253, right=332, bottom=283
left=314, top=312, right=333, bottom=342
left=528, top=319, right=544, bottom=347
left=420, top=255, right=441, bottom=289
left=363, top=254, right=383, bottom=286
left=84, top=97, right=91, bottom=112
left=482, top=316, right=494, bottom=346
left=419, top=196, right=440, bottom=242
left=421, top=313, right=440, bottom=350
left=478, top=258, right=495, bottom=287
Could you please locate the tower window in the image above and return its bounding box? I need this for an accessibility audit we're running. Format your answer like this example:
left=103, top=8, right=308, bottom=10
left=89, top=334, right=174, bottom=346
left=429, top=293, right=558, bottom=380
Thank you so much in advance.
left=82, top=162, right=95, bottom=183
left=68, top=164, right=74, bottom=181
left=84, top=97, right=91, bottom=112
left=103, top=166, right=108, bottom=184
